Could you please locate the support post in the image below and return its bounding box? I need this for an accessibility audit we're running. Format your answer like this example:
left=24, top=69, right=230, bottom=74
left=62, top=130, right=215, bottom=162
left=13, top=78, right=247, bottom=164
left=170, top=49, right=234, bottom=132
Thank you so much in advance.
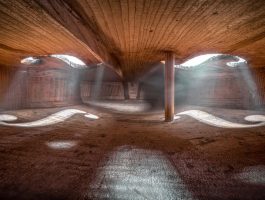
left=123, top=81, right=129, bottom=100
left=136, top=82, right=142, bottom=100
left=164, top=52, right=175, bottom=122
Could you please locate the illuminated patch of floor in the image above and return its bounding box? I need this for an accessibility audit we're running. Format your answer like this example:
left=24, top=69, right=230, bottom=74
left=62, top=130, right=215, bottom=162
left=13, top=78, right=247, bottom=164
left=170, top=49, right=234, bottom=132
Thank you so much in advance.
left=175, top=110, right=265, bottom=128
left=234, top=165, right=265, bottom=185
left=84, top=113, right=99, bottom=120
left=87, top=146, right=194, bottom=200
left=244, top=115, right=265, bottom=122
left=85, top=100, right=151, bottom=113
left=0, top=109, right=99, bottom=127
left=46, top=140, right=77, bottom=149
left=0, top=114, right=17, bottom=121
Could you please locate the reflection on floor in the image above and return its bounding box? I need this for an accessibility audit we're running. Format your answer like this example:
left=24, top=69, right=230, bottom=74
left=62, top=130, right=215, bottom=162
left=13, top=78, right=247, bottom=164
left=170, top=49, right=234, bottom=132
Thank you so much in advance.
left=46, top=140, right=78, bottom=150
left=0, top=109, right=99, bottom=127
left=84, top=100, right=152, bottom=113
left=2, top=105, right=264, bottom=129
left=0, top=105, right=264, bottom=200
left=0, top=114, right=18, bottom=121
left=175, top=110, right=265, bottom=128
left=88, top=146, right=194, bottom=200
left=234, top=165, right=265, bottom=185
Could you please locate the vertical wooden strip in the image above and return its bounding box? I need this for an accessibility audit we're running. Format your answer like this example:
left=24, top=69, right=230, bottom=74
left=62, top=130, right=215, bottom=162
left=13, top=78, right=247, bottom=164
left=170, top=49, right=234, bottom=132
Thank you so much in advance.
left=165, top=51, right=175, bottom=122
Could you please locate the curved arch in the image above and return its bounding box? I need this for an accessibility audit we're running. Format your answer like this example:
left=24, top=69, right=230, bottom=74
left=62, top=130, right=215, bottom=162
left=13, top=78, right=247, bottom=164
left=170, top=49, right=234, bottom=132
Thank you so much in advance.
left=50, top=54, right=87, bottom=69
left=159, top=53, right=261, bottom=109
left=176, top=54, right=247, bottom=69
left=21, top=56, right=41, bottom=65
left=21, top=55, right=91, bottom=69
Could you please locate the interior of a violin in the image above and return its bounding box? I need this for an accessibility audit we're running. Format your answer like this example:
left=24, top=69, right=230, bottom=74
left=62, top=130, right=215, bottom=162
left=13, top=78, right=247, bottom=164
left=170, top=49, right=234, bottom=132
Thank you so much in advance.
left=0, top=1, right=265, bottom=199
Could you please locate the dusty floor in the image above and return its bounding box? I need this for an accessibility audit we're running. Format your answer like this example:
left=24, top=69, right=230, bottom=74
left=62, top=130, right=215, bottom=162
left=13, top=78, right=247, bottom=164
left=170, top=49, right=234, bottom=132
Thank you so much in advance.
left=0, top=103, right=264, bottom=200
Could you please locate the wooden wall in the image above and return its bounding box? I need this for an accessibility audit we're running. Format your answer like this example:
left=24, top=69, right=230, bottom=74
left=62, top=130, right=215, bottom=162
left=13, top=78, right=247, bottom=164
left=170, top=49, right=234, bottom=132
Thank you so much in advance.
left=140, top=66, right=265, bottom=109
left=1, top=63, right=265, bottom=111
left=0, top=67, right=27, bottom=110
left=81, top=81, right=124, bottom=100
left=0, top=66, right=81, bottom=110
left=80, top=81, right=142, bottom=101
left=26, top=68, right=81, bottom=108
left=253, top=69, right=265, bottom=107
left=179, top=68, right=265, bottom=109
left=80, top=66, right=265, bottom=110
left=182, top=72, right=250, bottom=109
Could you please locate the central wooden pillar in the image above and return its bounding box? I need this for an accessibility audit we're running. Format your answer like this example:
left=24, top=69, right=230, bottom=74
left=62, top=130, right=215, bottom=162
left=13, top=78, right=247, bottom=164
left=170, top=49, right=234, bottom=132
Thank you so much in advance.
left=164, top=52, right=175, bottom=122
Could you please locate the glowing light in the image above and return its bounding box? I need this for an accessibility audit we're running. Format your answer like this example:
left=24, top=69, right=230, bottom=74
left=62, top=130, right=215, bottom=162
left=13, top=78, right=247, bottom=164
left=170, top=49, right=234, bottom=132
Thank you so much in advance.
left=0, top=109, right=99, bottom=127
left=87, top=146, right=194, bottom=199
left=161, top=54, right=247, bottom=69
left=175, top=110, right=265, bottom=128
left=85, top=100, right=151, bottom=113
left=51, top=54, right=87, bottom=68
left=21, top=57, right=40, bottom=65
left=244, top=115, right=265, bottom=122
left=179, top=54, right=221, bottom=67
left=234, top=165, right=265, bottom=185
left=84, top=113, right=99, bottom=120
left=226, top=56, right=247, bottom=67
left=0, top=114, right=17, bottom=121
left=46, top=140, right=77, bottom=149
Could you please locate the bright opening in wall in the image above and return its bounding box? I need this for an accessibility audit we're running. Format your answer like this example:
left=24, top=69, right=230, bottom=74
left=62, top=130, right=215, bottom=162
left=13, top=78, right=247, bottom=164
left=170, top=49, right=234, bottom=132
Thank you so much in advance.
left=51, top=54, right=87, bottom=69
left=177, top=54, right=247, bottom=69
left=46, top=140, right=77, bottom=150
left=160, top=54, right=247, bottom=69
left=21, top=57, right=40, bottom=65
left=226, top=56, right=247, bottom=67
left=179, top=54, right=221, bottom=67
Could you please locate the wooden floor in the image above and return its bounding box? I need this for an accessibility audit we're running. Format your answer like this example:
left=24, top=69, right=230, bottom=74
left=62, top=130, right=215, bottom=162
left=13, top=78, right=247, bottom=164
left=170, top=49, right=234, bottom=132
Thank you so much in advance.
left=0, top=104, right=264, bottom=200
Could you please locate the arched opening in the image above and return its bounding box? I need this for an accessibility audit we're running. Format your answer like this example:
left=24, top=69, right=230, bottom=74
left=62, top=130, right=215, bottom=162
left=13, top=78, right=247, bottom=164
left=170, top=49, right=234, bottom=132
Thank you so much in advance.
left=0, top=55, right=89, bottom=110
left=175, top=54, right=259, bottom=109
left=50, top=54, right=87, bottom=69
left=176, top=54, right=247, bottom=68
left=21, top=57, right=41, bottom=65
left=139, top=54, right=261, bottom=110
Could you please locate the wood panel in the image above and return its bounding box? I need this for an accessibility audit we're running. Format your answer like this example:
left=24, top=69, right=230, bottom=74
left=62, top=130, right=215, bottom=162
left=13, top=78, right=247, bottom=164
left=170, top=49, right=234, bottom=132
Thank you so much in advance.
left=1, top=0, right=265, bottom=79
left=139, top=65, right=265, bottom=109
left=179, top=68, right=265, bottom=109
left=184, top=75, right=251, bottom=109
left=36, top=0, right=265, bottom=78
left=0, top=65, right=82, bottom=110
left=81, top=82, right=124, bottom=100
left=0, top=0, right=103, bottom=67
left=253, top=69, right=265, bottom=108
left=0, top=67, right=27, bottom=110
left=26, top=68, right=81, bottom=108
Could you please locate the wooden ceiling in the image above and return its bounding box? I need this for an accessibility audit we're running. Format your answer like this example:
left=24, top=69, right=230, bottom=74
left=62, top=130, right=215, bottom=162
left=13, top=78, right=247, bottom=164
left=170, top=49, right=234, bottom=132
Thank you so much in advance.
left=1, top=0, right=265, bottom=80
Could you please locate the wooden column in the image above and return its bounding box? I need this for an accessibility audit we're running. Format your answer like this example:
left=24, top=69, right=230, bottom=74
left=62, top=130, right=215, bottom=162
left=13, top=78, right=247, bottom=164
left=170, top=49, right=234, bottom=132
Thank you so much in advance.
left=123, top=81, right=129, bottom=100
left=164, top=52, right=175, bottom=122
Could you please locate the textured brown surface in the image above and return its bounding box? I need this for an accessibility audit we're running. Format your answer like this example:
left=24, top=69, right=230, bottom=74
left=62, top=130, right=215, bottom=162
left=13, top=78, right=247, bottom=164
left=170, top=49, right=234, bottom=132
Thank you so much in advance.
left=0, top=105, right=264, bottom=199
left=0, top=0, right=102, bottom=67
left=81, top=82, right=124, bottom=100
left=0, top=58, right=82, bottom=110
left=0, top=67, right=27, bottom=110
left=2, top=64, right=265, bottom=111
left=1, top=0, right=265, bottom=79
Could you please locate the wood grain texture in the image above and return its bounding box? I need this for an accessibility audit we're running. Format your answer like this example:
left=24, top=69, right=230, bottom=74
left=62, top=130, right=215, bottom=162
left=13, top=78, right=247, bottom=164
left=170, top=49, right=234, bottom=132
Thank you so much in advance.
left=26, top=68, right=82, bottom=108
left=0, top=0, right=102, bottom=67
left=81, top=82, right=124, bottom=100
left=0, top=67, right=27, bottom=110
left=1, top=0, right=265, bottom=79
left=0, top=58, right=82, bottom=110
